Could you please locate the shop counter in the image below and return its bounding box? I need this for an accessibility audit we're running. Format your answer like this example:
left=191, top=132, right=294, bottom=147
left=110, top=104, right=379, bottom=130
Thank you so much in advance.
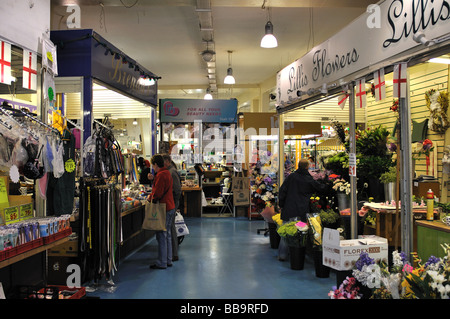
left=181, top=186, right=202, bottom=217
left=361, top=202, right=440, bottom=249
left=416, top=220, right=450, bottom=259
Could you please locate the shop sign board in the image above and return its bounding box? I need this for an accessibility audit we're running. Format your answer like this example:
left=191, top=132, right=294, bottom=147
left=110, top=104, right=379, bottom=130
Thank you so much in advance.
left=277, top=0, right=450, bottom=108
left=160, top=98, right=237, bottom=123
left=322, top=228, right=389, bottom=271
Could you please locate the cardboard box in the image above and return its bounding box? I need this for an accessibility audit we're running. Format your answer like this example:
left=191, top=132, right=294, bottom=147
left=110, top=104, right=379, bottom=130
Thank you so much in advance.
left=322, top=228, right=389, bottom=271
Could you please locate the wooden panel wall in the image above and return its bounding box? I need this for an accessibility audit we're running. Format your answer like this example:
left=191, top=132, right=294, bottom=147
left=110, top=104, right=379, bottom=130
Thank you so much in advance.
left=366, top=62, right=449, bottom=199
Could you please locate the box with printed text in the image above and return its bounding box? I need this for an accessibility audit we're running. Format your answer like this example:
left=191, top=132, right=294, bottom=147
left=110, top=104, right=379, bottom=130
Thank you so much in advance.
left=322, top=228, right=389, bottom=271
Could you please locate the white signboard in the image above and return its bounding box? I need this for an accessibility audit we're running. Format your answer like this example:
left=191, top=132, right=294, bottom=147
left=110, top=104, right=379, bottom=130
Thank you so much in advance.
left=277, top=0, right=450, bottom=107
left=0, top=0, right=50, bottom=54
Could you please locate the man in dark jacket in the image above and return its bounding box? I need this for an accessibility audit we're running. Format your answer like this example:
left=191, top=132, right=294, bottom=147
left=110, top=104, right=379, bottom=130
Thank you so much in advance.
left=279, top=158, right=328, bottom=222
left=277, top=158, right=328, bottom=260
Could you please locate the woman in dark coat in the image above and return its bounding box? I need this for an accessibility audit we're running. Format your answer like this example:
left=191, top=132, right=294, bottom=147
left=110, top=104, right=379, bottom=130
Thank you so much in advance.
left=278, top=158, right=328, bottom=222
left=277, top=158, right=328, bottom=260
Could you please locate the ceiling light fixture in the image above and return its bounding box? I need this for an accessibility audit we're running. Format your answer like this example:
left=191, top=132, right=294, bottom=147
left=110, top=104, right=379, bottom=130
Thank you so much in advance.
left=201, top=41, right=216, bottom=62
left=429, top=57, right=450, bottom=64
left=224, top=50, right=236, bottom=85
left=133, top=119, right=138, bottom=125
left=204, top=88, right=213, bottom=100
left=260, top=7, right=277, bottom=48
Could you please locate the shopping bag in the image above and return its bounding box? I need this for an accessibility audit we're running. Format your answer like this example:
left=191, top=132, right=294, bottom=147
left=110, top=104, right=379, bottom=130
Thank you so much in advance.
left=142, top=201, right=166, bottom=231
left=232, top=172, right=250, bottom=206
left=175, top=211, right=189, bottom=237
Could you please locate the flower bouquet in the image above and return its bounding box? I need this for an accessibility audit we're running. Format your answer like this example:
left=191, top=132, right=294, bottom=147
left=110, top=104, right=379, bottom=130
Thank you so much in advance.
left=332, top=244, right=450, bottom=299
left=277, top=221, right=308, bottom=248
left=278, top=221, right=309, bottom=270
left=332, top=178, right=351, bottom=195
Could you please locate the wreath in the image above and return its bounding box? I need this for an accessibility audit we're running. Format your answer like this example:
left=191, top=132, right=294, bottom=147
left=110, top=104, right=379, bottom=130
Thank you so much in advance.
left=425, top=89, right=449, bottom=134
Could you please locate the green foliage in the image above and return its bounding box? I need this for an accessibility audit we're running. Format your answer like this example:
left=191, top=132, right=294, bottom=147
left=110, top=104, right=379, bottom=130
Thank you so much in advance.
left=379, top=166, right=397, bottom=184
left=323, top=152, right=349, bottom=178
left=319, top=209, right=340, bottom=227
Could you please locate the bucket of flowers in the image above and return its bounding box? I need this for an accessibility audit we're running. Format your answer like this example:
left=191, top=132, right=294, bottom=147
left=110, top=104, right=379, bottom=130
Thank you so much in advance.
left=277, top=221, right=309, bottom=270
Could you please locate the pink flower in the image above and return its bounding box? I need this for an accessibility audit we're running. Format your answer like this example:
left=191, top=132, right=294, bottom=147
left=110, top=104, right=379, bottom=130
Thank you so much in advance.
left=402, top=264, right=413, bottom=273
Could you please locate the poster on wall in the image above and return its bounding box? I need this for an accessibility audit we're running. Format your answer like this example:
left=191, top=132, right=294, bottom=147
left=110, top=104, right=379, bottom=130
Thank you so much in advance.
left=160, top=98, right=238, bottom=123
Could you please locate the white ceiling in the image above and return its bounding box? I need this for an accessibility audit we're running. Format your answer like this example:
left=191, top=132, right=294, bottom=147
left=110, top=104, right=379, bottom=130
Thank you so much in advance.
left=50, top=0, right=375, bottom=109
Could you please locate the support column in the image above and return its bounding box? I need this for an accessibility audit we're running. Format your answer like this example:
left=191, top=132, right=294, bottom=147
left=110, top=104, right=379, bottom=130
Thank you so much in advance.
left=399, top=93, right=413, bottom=259
left=348, top=84, right=358, bottom=239
left=82, top=76, right=93, bottom=143
left=278, top=113, right=285, bottom=186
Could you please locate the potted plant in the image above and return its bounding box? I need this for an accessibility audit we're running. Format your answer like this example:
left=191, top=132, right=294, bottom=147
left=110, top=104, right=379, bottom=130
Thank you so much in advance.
left=319, top=209, right=341, bottom=229
left=379, top=166, right=397, bottom=202
left=277, top=221, right=308, bottom=270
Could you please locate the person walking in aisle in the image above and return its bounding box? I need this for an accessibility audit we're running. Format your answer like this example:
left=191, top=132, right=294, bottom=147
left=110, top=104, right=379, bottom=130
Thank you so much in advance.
left=147, top=154, right=176, bottom=269
left=277, top=158, right=328, bottom=260
left=163, top=154, right=182, bottom=261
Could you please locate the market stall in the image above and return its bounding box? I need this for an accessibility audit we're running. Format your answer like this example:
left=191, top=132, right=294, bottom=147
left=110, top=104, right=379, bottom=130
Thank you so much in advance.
left=275, top=0, right=450, bottom=263
left=49, top=29, right=160, bottom=287
left=159, top=98, right=238, bottom=217
left=0, top=1, right=86, bottom=297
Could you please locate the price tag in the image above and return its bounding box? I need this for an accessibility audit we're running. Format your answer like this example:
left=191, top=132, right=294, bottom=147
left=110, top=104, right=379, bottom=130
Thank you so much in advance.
left=20, top=203, right=34, bottom=220
left=349, top=153, right=357, bottom=177
left=4, top=206, right=19, bottom=224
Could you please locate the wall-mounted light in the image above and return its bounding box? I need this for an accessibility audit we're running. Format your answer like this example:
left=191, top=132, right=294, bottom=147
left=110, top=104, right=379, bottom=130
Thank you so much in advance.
left=413, top=33, right=435, bottom=46
left=260, top=7, right=277, bottom=48
left=224, top=50, right=236, bottom=84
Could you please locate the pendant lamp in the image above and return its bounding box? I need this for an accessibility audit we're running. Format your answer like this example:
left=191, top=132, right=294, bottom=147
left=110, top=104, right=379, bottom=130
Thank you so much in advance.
left=260, top=7, right=278, bottom=48
left=224, top=50, right=236, bottom=85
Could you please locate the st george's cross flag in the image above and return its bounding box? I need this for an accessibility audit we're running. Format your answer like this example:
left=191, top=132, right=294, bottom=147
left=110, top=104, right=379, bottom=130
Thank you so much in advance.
left=393, top=62, right=407, bottom=98
left=373, top=68, right=386, bottom=101
left=23, top=50, right=37, bottom=91
left=338, top=89, right=349, bottom=109
left=355, top=78, right=366, bottom=108
left=0, top=41, right=12, bottom=85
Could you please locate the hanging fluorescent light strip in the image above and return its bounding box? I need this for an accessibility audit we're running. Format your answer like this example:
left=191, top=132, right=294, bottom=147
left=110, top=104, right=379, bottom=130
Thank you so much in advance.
left=429, top=57, right=450, bottom=64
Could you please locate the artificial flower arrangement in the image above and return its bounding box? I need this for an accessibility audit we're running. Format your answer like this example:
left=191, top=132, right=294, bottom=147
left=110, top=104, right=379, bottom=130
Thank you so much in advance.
left=330, top=244, right=450, bottom=299
left=277, top=221, right=309, bottom=247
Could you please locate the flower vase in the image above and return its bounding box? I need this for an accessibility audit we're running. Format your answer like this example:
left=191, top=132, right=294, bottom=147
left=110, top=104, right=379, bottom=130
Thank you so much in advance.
left=268, top=222, right=280, bottom=249
left=336, top=192, right=350, bottom=211
left=383, top=182, right=395, bottom=202
left=313, top=249, right=330, bottom=278
left=289, top=246, right=306, bottom=270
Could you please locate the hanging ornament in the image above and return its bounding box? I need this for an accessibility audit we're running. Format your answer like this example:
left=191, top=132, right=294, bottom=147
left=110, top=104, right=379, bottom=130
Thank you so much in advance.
left=65, top=158, right=76, bottom=173
left=425, top=89, right=449, bottom=134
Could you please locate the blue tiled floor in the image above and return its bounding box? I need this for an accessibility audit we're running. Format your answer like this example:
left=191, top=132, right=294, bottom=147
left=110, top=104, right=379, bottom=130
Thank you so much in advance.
left=87, top=217, right=336, bottom=299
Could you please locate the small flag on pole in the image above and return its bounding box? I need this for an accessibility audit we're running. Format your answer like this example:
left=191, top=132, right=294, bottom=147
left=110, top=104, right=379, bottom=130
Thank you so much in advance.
left=373, top=68, right=386, bottom=101
left=23, top=50, right=37, bottom=91
left=338, top=90, right=349, bottom=109
left=355, top=78, right=366, bottom=108
left=393, top=62, right=407, bottom=98
left=0, top=41, right=11, bottom=85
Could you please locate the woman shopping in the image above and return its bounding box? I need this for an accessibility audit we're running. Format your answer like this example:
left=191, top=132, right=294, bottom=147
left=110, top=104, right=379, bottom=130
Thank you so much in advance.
left=147, top=154, right=176, bottom=269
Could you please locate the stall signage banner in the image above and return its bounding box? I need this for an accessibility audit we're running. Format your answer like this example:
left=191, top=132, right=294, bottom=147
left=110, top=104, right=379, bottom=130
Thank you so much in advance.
left=91, top=34, right=158, bottom=106
left=277, top=0, right=450, bottom=108
left=160, top=98, right=237, bottom=123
